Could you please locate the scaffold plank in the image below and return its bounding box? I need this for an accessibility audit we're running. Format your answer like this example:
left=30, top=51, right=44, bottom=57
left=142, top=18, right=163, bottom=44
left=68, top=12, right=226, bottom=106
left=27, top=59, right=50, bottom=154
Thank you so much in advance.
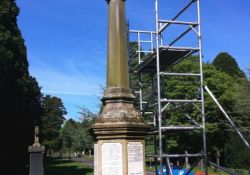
left=134, top=46, right=199, bottom=73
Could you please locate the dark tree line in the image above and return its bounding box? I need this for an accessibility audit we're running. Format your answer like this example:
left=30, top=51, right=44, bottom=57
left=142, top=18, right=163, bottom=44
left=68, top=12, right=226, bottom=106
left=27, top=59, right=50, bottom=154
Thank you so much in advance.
left=0, top=1, right=69, bottom=174
left=0, top=0, right=43, bottom=174
left=40, top=95, right=67, bottom=155
left=0, top=2, right=97, bottom=174
left=59, top=108, right=95, bottom=159
left=40, top=105, right=95, bottom=160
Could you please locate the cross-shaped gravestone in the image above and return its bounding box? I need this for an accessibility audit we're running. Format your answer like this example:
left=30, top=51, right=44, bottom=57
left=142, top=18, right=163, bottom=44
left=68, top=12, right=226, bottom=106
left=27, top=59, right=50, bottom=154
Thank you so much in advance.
left=28, top=126, right=44, bottom=175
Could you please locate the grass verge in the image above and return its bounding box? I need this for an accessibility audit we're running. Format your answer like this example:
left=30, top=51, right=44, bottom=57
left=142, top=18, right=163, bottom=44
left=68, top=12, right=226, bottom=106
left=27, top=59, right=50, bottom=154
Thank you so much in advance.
left=44, top=157, right=93, bottom=175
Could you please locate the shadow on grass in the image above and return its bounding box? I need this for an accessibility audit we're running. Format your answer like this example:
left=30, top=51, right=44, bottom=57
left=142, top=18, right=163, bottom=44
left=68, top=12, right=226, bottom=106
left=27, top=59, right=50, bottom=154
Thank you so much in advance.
left=44, top=157, right=93, bottom=175
left=45, top=157, right=72, bottom=165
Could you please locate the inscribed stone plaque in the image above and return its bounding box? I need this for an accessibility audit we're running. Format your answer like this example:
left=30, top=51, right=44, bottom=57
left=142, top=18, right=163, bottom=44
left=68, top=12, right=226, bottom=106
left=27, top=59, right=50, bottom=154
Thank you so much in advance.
left=94, top=144, right=98, bottom=175
left=127, top=142, right=144, bottom=175
left=102, top=143, right=123, bottom=175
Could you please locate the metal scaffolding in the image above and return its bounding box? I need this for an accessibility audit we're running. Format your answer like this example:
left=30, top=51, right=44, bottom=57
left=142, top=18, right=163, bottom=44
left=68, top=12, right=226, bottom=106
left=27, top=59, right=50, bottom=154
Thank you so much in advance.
left=129, top=0, right=249, bottom=175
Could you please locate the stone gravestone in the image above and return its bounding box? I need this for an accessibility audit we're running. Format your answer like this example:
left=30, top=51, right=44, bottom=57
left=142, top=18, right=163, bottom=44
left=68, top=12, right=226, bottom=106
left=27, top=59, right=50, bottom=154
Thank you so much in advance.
left=185, top=151, right=190, bottom=169
left=28, top=126, right=44, bottom=175
left=215, top=150, right=220, bottom=172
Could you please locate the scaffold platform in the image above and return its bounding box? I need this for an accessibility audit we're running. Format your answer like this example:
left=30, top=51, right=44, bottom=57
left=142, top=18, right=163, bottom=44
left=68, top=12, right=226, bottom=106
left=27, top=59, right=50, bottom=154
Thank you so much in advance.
left=135, top=46, right=199, bottom=73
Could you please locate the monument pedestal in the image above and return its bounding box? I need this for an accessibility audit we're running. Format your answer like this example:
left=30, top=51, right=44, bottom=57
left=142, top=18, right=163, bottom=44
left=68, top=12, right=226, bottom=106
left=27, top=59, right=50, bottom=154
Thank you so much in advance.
left=28, top=146, right=44, bottom=175
left=91, top=88, right=150, bottom=175
left=92, top=126, right=149, bottom=175
left=94, top=139, right=145, bottom=175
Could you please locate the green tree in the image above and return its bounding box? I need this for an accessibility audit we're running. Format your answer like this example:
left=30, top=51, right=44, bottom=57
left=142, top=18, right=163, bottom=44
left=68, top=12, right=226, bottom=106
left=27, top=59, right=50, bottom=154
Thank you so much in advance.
left=60, top=119, right=78, bottom=159
left=224, top=133, right=250, bottom=168
left=212, top=52, right=245, bottom=78
left=223, top=76, right=250, bottom=168
left=233, top=79, right=250, bottom=139
left=128, top=42, right=157, bottom=159
left=232, top=79, right=250, bottom=141
left=128, top=42, right=154, bottom=117
left=212, top=54, right=250, bottom=168
left=41, top=95, right=66, bottom=155
left=0, top=1, right=43, bottom=174
left=54, top=106, right=97, bottom=158
left=161, top=59, right=248, bottom=166
left=78, top=106, right=96, bottom=154
left=128, top=47, right=248, bottom=166
left=128, top=42, right=143, bottom=108
left=160, top=57, right=237, bottom=155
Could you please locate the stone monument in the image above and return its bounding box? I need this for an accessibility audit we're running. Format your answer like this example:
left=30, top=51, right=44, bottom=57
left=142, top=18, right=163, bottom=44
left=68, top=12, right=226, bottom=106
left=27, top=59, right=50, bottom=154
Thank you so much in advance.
left=185, top=151, right=190, bottom=169
left=91, top=0, right=150, bottom=175
left=28, top=126, right=44, bottom=175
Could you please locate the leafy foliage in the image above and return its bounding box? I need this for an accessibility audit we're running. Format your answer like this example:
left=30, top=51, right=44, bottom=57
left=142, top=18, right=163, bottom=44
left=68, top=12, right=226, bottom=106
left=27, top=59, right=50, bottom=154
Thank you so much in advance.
left=0, top=0, right=43, bottom=174
left=128, top=42, right=155, bottom=118
left=128, top=42, right=250, bottom=168
left=41, top=95, right=66, bottom=154
left=54, top=107, right=96, bottom=158
left=77, top=106, right=96, bottom=151
left=222, top=75, right=250, bottom=168
left=232, top=79, right=250, bottom=137
left=212, top=52, right=245, bottom=78
left=224, top=133, right=250, bottom=168
left=60, top=119, right=78, bottom=159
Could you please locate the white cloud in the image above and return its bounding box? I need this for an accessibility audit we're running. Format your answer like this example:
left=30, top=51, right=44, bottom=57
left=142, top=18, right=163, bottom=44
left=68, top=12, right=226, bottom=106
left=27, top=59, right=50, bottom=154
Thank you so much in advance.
left=29, top=56, right=105, bottom=97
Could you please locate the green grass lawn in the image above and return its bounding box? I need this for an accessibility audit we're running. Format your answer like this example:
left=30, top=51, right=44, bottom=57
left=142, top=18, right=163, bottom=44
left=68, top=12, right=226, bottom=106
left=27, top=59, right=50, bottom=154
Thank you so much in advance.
left=44, top=157, right=248, bottom=175
left=44, top=157, right=93, bottom=175
left=193, top=167, right=248, bottom=175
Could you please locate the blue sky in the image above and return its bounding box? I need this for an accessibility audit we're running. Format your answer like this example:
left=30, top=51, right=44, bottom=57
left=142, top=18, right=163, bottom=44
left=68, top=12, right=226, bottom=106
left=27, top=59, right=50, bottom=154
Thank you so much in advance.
left=16, top=0, right=249, bottom=120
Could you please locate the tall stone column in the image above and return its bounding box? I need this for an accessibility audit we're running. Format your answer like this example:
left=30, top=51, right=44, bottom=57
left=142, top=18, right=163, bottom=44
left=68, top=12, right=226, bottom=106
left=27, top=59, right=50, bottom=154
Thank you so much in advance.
left=91, top=0, right=150, bottom=175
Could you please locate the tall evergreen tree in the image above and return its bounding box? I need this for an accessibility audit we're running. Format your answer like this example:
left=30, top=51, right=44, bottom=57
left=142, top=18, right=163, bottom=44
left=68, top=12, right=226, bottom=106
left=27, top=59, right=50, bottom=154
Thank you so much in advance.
left=213, top=53, right=250, bottom=168
left=212, top=52, right=245, bottom=78
left=41, top=95, right=66, bottom=155
left=0, top=0, right=43, bottom=174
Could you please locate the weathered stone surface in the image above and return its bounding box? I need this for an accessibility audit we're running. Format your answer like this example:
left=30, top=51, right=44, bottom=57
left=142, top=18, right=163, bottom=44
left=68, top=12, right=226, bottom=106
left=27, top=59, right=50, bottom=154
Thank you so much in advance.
left=96, top=102, right=144, bottom=123
left=92, top=87, right=150, bottom=140
left=29, top=126, right=44, bottom=175
left=29, top=146, right=44, bottom=175
left=91, top=0, right=150, bottom=174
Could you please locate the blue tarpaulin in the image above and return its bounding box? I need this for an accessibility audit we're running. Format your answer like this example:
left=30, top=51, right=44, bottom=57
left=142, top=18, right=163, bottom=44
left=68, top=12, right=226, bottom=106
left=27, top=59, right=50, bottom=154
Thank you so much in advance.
left=156, top=165, right=195, bottom=175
